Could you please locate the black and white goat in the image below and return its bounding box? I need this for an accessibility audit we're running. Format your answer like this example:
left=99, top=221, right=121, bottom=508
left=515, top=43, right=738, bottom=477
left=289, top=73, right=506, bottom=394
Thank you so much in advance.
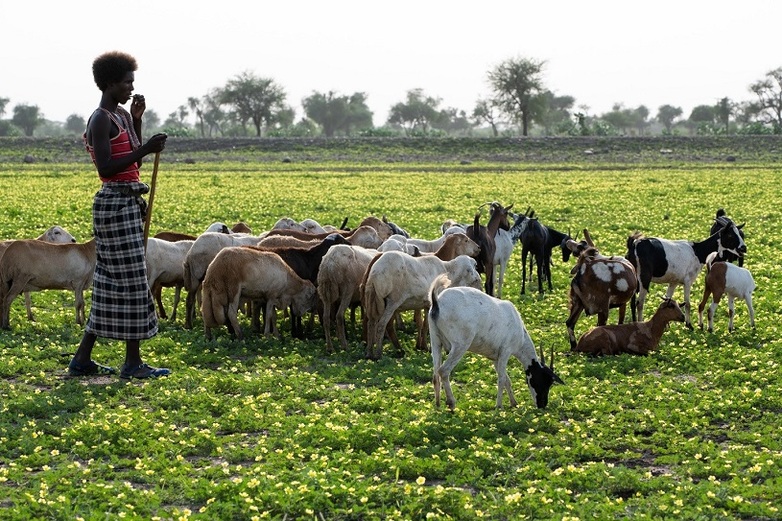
left=709, top=209, right=746, bottom=266
left=626, top=219, right=746, bottom=328
left=428, top=274, right=563, bottom=410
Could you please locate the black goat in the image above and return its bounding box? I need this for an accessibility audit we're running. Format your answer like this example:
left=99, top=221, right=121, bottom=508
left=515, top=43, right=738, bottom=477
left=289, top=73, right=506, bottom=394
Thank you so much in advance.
left=509, top=208, right=575, bottom=294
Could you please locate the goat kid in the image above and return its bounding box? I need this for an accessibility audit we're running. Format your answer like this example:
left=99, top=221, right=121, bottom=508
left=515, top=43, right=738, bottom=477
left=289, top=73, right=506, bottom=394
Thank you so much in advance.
left=627, top=219, right=746, bottom=328
left=428, top=274, right=563, bottom=410
left=574, top=298, right=685, bottom=356
left=697, top=252, right=755, bottom=333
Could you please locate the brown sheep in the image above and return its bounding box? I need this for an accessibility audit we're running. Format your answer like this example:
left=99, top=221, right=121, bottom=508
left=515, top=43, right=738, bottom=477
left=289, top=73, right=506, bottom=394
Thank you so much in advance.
left=201, top=247, right=316, bottom=340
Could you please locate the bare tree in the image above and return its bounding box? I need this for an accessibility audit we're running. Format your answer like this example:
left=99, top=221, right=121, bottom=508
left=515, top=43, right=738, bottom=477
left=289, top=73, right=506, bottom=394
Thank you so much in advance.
left=748, top=67, right=782, bottom=130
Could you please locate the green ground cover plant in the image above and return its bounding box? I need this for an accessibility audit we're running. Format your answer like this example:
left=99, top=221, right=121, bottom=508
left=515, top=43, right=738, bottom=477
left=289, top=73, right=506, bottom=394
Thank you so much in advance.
left=0, top=157, right=780, bottom=520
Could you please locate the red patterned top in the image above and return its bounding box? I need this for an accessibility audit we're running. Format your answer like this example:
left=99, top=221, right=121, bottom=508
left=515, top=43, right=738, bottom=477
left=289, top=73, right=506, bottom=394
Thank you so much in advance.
left=84, top=108, right=140, bottom=183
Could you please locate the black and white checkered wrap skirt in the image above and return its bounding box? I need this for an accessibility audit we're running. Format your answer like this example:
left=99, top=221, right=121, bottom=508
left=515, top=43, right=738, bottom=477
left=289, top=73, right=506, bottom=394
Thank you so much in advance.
left=85, top=182, right=158, bottom=340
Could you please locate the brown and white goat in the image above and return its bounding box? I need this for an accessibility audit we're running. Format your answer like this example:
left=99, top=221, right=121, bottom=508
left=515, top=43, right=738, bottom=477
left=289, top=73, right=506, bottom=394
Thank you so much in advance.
left=0, top=239, right=96, bottom=329
left=565, top=233, right=637, bottom=350
left=697, top=252, right=755, bottom=333
left=574, top=298, right=685, bottom=356
left=201, top=247, right=316, bottom=340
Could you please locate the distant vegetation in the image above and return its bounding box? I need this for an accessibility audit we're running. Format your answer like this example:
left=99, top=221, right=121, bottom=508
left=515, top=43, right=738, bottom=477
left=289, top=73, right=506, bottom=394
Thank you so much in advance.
left=2, top=60, right=782, bottom=138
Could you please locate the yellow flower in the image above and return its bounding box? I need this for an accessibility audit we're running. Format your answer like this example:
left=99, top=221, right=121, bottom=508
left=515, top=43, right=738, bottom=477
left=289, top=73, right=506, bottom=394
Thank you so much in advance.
left=416, top=476, right=426, bottom=485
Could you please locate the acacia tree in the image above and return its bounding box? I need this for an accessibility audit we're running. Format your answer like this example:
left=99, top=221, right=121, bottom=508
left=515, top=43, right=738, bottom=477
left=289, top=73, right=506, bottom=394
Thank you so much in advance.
left=748, top=67, right=782, bottom=130
left=302, top=90, right=373, bottom=137
left=472, top=98, right=501, bottom=136
left=65, top=114, right=85, bottom=134
left=387, top=88, right=441, bottom=135
left=531, top=91, right=575, bottom=135
left=487, top=56, right=546, bottom=136
left=656, top=104, right=683, bottom=133
left=220, top=71, right=287, bottom=137
left=11, top=104, right=42, bottom=136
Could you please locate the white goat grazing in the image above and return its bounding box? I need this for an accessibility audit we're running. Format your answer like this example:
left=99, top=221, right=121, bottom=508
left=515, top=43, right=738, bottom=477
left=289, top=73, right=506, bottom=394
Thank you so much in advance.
left=145, top=237, right=195, bottom=322
left=362, top=251, right=482, bottom=359
left=0, top=239, right=96, bottom=328
left=428, top=274, right=563, bottom=410
left=698, top=252, right=755, bottom=333
left=0, top=225, right=77, bottom=321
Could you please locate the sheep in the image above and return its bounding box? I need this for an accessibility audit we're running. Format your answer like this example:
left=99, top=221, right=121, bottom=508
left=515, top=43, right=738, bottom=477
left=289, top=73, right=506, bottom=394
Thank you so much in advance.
left=0, top=239, right=96, bottom=329
left=362, top=250, right=482, bottom=360
left=0, top=225, right=77, bottom=322
left=574, top=298, right=685, bottom=356
left=182, top=232, right=267, bottom=328
left=256, top=224, right=381, bottom=250
left=317, top=244, right=379, bottom=352
left=201, top=247, right=316, bottom=340
left=145, top=237, right=195, bottom=321
left=262, top=216, right=395, bottom=243
left=428, top=274, right=564, bottom=410
left=390, top=226, right=465, bottom=254
left=153, top=221, right=233, bottom=242
left=253, top=234, right=350, bottom=337
left=697, top=252, right=755, bottom=333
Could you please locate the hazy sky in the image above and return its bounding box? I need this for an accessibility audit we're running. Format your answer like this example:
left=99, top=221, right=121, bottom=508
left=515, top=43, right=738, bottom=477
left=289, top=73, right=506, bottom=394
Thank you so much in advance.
left=2, top=0, right=780, bottom=127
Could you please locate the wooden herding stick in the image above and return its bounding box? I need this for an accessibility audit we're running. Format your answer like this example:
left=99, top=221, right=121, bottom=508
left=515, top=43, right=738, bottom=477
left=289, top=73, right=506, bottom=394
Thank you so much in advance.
left=142, top=151, right=161, bottom=251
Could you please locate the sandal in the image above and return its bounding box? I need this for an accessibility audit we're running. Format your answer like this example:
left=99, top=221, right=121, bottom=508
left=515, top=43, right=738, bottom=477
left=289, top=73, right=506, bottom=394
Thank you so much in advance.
left=120, top=363, right=171, bottom=379
left=68, top=359, right=116, bottom=376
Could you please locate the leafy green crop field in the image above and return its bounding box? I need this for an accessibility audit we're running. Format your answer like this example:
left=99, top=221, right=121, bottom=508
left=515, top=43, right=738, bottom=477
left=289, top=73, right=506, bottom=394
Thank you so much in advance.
left=0, top=158, right=780, bottom=520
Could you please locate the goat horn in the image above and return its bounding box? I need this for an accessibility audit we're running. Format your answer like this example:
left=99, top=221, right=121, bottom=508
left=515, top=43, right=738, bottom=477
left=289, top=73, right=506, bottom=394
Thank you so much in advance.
left=537, top=344, right=545, bottom=365
left=550, top=343, right=555, bottom=371
left=583, top=229, right=595, bottom=247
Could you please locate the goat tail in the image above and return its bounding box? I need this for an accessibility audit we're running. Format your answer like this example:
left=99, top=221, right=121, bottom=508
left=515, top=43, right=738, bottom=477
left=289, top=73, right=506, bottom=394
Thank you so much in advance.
left=428, top=274, right=452, bottom=321
left=200, top=281, right=225, bottom=328
left=183, top=260, right=197, bottom=293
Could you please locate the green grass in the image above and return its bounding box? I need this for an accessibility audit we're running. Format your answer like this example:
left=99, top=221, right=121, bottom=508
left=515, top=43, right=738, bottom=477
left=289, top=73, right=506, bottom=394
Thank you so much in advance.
left=0, top=160, right=781, bottom=520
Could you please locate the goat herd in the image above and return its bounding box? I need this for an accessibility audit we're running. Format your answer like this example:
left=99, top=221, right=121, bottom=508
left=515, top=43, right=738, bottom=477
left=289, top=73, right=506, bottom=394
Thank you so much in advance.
left=0, top=205, right=754, bottom=410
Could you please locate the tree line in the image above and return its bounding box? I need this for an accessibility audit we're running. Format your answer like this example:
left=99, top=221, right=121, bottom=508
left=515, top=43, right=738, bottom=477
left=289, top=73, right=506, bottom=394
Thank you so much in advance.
left=2, top=56, right=782, bottom=139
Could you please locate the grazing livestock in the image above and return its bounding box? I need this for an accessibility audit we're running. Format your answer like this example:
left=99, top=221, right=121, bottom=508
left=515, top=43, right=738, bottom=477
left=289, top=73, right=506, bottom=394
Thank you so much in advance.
left=0, top=225, right=77, bottom=321
left=254, top=233, right=350, bottom=337
left=257, top=225, right=382, bottom=250
left=201, top=247, right=316, bottom=340
left=262, top=216, right=395, bottom=243
left=574, top=298, right=685, bottom=356
left=317, top=244, right=378, bottom=352
left=509, top=209, right=575, bottom=294
left=428, top=274, right=564, bottom=410
left=182, top=232, right=267, bottom=328
left=697, top=252, right=755, bottom=332
left=465, top=202, right=512, bottom=296
left=565, top=234, right=637, bottom=350
left=710, top=209, right=746, bottom=266
left=145, top=237, right=195, bottom=321
left=626, top=220, right=746, bottom=328
left=1, top=239, right=96, bottom=329
left=362, top=251, right=482, bottom=360
left=153, top=222, right=232, bottom=242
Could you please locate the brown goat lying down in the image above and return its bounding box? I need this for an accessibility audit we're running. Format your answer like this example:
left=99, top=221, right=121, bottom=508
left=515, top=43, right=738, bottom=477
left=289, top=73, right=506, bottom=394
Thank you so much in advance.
left=574, top=299, right=685, bottom=356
